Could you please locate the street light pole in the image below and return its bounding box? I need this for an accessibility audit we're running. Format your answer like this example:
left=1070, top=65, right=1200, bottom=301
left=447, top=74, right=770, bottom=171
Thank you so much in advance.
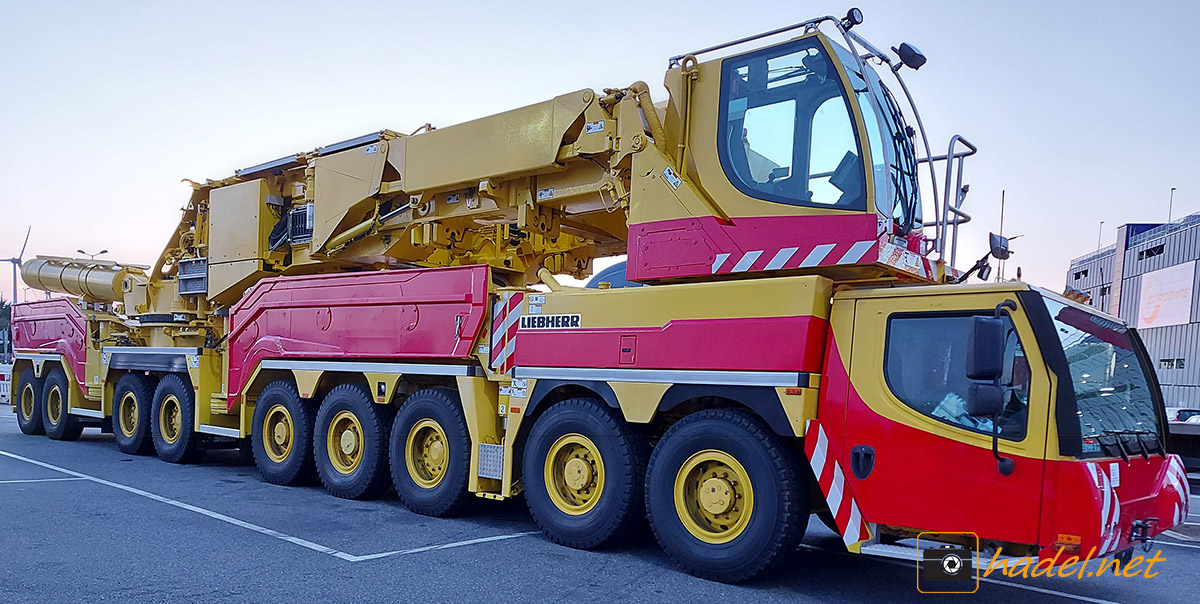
left=1168, top=187, right=1177, bottom=223
left=1097, top=220, right=1104, bottom=250
left=77, top=249, right=108, bottom=261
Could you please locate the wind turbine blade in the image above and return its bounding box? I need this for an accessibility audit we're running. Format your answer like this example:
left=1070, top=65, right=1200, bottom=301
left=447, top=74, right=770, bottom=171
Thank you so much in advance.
left=18, top=226, right=30, bottom=261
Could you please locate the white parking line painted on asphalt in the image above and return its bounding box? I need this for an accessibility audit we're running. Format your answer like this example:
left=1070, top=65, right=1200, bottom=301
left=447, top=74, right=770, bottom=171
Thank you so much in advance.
left=796, top=544, right=1118, bottom=604
left=0, top=477, right=88, bottom=485
left=1159, top=540, right=1200, bottom=551
left=0, top=449, right=533, bottom=562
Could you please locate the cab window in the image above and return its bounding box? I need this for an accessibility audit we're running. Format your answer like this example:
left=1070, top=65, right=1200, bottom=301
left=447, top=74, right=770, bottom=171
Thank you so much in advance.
left=884, top=313, right=1031, bottom=440
left=718, top=37, right=866, bottom=210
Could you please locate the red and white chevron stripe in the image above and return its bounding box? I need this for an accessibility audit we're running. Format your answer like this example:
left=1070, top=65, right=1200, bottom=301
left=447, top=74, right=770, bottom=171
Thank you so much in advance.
left=1088, top=462, right=1123, bottom=554
left=710, top=238, right=937, bottom=281
left=805, top=420, right=871, bottom=549
left=489, top=292, right=523, bottom=375
left=1164, top=455, right=1191, bottom=528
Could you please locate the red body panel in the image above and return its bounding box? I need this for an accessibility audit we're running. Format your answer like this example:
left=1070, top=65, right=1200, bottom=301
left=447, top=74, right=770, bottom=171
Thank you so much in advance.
left=226, top=266, right=490, bottom=405
left=11, top=298, right=88, bottom=392
left=627, top=214, right=887, bottom=281
left=514, top=316, right=828, bottom=372
left=819, top=328, right=1191, bottom=558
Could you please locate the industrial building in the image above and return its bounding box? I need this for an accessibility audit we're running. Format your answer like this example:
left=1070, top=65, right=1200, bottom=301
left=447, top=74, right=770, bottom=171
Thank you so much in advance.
left=1067, top=212, right=1200, bottom=406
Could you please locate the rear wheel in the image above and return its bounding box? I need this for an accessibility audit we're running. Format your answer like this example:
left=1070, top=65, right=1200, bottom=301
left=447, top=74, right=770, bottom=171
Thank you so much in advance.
left=151, top=374, right=204, bottom=463
left=252, top=380, right=316, bottom=486
left=523, top=398, right=647, bottom=549
left=16, top=368, right=45, bottom=436
left=113, top=373, right=156, bottom=455
left=43, top=369, right=84, bottom=441
left=314, top=384, right=392, bottom=499
left=390, top=388, right=472, bottom=516
left=645, top=408, right=806, bottom=583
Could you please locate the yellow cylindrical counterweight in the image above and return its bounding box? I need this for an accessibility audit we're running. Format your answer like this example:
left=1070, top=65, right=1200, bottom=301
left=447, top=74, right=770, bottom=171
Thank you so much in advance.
left=21, top=256, right=147, bottom=302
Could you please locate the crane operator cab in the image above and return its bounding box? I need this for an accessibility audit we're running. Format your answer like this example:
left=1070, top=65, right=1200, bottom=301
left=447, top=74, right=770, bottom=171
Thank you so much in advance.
left=628, top=10, right=972, bottom=285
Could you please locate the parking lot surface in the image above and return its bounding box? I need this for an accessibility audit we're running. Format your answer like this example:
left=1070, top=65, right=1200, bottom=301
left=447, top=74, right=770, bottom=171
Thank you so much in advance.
left=1, top=412, right=1198, bottom=604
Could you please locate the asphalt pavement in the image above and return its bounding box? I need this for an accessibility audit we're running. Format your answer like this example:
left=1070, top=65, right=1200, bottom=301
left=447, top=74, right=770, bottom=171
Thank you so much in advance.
left=1, top=411, right=1198, bottom=604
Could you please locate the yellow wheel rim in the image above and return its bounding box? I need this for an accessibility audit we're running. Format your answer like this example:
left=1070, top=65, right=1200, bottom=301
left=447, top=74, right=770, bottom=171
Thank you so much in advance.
left=118, top=392, right=139, bottom=438
left=326, top=410, right=363, bottom=475
left=262, top=404, right=294, bottom=464
left=19, top=383, right=36, bottom=422
left=544, top=433, right=605, bottom=516
left=674, top=449, right=755, bottom=544
left=46, top=385, right=63, bottom=425
left=406, top=418, right=449, bottom=488
left=159, top=394, right=182, bottom=445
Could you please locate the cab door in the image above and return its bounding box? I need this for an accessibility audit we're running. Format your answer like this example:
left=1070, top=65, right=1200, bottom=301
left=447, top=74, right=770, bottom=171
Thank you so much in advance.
left=839, top=292, right=1052, bottom=546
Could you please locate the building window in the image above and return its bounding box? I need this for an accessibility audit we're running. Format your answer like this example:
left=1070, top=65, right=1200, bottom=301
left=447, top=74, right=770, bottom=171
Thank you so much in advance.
left=1073, top=269, right=1089, bottom=280
left=1138, top=244, right=1165, bottom=261
left=1100, top=285, right=1110, bottom=296
left=1160, top=359, right=1176, bottom=370
left=1177, top=358, right=1186, bottom=370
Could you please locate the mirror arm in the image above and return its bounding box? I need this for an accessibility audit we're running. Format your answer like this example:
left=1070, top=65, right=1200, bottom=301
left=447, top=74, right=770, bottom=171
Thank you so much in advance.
left=990, top=300, right=1017, bottom=475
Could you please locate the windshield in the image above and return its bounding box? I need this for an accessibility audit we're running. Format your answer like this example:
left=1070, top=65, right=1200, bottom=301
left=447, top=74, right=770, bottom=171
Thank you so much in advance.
left=1042, top=296, right=1163, bottom=458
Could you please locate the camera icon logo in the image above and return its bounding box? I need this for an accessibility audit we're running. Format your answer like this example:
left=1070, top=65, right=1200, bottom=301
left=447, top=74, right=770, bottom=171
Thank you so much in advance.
left=917, top=532, right=979, bottom=594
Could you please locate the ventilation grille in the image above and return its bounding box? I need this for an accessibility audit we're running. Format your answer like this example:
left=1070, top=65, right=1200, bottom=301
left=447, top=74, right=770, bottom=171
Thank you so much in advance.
left=177, top=258, right=207, bottom=295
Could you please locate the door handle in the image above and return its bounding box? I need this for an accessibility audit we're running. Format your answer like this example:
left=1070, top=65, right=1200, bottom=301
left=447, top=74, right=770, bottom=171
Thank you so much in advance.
left=850, top=445, right=875, bottom=480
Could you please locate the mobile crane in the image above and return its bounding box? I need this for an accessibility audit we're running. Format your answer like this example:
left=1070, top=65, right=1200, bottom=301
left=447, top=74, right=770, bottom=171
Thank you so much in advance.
left=7, top=9, right=1189, bottom=583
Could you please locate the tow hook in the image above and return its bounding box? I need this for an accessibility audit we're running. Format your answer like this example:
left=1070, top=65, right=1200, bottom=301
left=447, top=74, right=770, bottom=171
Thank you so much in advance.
left=1131, top=518, right=1158, bottom=552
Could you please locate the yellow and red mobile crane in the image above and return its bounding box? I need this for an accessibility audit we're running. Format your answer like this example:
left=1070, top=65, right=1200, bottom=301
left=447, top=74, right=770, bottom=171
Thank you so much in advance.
left=5, top=9, right=1188, bottom=582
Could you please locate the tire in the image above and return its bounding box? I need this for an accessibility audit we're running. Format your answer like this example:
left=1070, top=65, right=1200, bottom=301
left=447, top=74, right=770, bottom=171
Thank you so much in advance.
left=645, top=408, right=806, bottom=583
left=43, top=369, right=84, bottom=441
left=112, top=373, right=156, bottom=455
left=252, top=380, right=316, bottom=486
left=389, top=388, right=472, bottom=516
left=150, top=374, right=205, bottom=463
left=523, top=398, right=647, bottom=550
left=313, top=384, right=392, bottom=499
left=16, top=368, right=45, bottom=436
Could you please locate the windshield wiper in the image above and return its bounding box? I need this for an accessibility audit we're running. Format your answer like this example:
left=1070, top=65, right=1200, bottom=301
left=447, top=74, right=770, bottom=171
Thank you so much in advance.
left=1088, top=433, right=1128, bottom=462
left=1103, top=430, right=1154, bottom=461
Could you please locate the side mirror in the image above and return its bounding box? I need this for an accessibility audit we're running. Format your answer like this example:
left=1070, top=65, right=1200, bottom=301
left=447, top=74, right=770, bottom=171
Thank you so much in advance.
left=989, top=232, right=1011, bottom=260
left=978, top=262, right=992, bottom=281
left=967, top=383, right=1004, bottom=417
left=895, top=43, right=927, bottom=70
left=967, top=317, right=1004, bottom=380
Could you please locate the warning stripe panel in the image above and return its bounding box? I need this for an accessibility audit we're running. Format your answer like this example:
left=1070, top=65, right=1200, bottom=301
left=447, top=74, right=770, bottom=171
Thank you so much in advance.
left=804, top=419, right=870, bottom=549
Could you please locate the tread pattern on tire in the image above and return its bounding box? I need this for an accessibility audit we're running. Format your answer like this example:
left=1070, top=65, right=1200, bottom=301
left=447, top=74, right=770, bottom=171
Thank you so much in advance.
left=150, top=373, right=204, bottom=464
left=523, top=397, right=649, bottom=550
left=113, top=372, right=156, bottom=455
left=390, top=387, right=472, bottom=517
left=15, top=368, right=45, bottom=436
left=42, top=369, right=84, bottom=441
left=251, top=379, right=316, bottom=486
left=645, top=408, right=805, bottom=584
left=313, top=383, right=393, bottom=500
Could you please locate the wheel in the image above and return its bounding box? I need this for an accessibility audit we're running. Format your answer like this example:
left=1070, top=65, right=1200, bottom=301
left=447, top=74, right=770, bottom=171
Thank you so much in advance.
left=522, top=398, right=647, bottom=549
left=112, top=373, right=156, bottom=455
left=42, top=369, right=84, bottom=441
left=389, top=387, right=471, bottom=516
left=313, top=384, right=392, bottom=499
left=645, top=408, right=806, bottom=583
left=150, top=374, right=204, bottom=463
left=16, top=368, right=45, bottom=436
left=252, top=380, right=316, bottom=485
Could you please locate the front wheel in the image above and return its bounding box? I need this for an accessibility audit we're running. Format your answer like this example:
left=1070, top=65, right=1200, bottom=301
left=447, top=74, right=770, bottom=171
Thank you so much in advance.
left=645, top=408, right=806, bottom=583
left=16, top=368, right=45, bottom=436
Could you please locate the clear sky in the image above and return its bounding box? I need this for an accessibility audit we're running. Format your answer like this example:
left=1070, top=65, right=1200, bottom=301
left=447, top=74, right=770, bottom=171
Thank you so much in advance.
left=2, top=0, right=1197, bottom=301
